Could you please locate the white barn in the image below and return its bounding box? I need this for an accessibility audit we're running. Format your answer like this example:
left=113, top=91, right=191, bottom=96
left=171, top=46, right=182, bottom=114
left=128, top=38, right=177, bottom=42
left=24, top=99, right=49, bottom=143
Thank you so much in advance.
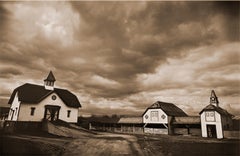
left=7, top=71, right=81, bottom=123
left=200, top=90, right=233, bottom=139
left=143, top=101, right=187, bottom=134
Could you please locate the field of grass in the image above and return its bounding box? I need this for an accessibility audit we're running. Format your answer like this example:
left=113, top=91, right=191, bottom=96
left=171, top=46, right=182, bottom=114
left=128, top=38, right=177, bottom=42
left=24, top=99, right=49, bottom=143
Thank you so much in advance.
left=137, top=134, right=239, bottom=156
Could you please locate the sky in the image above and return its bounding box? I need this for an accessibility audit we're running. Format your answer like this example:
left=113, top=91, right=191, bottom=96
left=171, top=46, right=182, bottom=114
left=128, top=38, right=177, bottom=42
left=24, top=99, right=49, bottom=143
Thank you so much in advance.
left=0, top=1, right=239, bottom=116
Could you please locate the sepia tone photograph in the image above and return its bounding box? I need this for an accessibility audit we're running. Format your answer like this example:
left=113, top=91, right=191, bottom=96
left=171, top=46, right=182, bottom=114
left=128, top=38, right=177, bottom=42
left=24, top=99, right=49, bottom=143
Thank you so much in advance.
left=0, top=1, right=239, bottom=156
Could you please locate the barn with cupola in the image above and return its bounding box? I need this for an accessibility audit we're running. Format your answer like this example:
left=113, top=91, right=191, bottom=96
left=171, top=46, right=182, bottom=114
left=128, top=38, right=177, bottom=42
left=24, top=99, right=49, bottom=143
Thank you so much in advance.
left=7, top=71, right=81, bottom=123
left=199, top=90, right=233, bottom=139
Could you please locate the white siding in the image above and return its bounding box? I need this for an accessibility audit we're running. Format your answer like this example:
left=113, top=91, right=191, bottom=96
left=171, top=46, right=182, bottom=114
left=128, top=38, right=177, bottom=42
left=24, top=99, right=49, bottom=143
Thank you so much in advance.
left=200, top=111, right=223, bottom=139
left=18, top=93, right=79, bottom=123
left=7, top=92, right=20, bottom=121
left=144, top=128, right=168, bottom=134
left=143, top=109, right=168, bottom=124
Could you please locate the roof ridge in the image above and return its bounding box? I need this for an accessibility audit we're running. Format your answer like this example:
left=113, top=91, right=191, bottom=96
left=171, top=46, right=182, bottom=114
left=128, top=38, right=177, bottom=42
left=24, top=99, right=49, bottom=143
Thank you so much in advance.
left=21, top=83, right=68, bottom=91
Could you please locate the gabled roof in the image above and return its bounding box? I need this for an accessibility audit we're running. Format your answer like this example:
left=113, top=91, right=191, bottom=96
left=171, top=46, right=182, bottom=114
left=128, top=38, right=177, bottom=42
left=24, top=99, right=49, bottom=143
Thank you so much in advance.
left=8, top=83, right=81, bottom=108
left=44, top=71, right=56, bottom=82
left=199, top=104, right=233, bottom=117
left=118, top=117, right=143, bottom=124
left=143, top=101, right=188, bottom=117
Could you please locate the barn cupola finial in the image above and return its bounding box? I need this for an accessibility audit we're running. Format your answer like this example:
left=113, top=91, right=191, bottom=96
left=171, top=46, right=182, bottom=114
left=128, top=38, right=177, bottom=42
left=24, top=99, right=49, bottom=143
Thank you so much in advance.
left=210, top=90, right=219, bottom=107
left=44, top=71, right=56, bottom=90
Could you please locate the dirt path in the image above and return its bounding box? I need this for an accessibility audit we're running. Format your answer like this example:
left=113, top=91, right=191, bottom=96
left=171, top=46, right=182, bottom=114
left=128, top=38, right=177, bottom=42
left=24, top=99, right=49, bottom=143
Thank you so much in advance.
left=63, top=133, right=144, bottom=156
left=2, top=127, right=238, bottom=156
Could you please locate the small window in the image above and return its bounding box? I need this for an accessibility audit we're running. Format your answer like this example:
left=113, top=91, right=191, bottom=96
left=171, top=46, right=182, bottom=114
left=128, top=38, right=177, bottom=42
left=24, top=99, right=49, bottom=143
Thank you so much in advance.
left=52, top=95, right=57, bottom=100
left=15, top=108, right=18, bottom=115
left=30, top=107, right=35, bottom=116
left=145, top=115, right=149, bottom=119
left=151, top=111, right=159, bottom=122
left=161, top=114, right=166, bottom=119
left=67, top=110, right=71, bottom=118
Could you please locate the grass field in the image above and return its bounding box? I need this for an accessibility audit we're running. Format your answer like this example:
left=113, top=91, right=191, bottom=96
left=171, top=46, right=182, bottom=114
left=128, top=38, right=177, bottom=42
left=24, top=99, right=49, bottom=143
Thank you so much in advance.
left=137, top=134, right=239, bottom=156
left=0, top=131, right=239, bottom=156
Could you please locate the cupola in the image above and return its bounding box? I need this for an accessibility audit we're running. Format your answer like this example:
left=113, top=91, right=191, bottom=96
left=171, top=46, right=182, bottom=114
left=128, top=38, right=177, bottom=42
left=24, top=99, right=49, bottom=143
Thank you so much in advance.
left=210, top=90, right=219, bottom=107
left=44, top=71, right=56, bottom=90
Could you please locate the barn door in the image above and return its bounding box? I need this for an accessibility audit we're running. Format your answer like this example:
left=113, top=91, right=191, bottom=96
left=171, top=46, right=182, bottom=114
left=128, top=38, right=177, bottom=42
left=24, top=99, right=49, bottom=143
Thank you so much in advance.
left=44, top=105, right=60, bottom=122
left=207, top=125, right=217, bottom=138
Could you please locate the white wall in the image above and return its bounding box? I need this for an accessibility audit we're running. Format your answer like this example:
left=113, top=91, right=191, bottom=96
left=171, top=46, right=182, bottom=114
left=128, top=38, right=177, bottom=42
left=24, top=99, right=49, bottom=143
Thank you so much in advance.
left=144, top=128, right=168, bottom=134
left=143, top=109, right=168, bottom=124
left=17, top=93, right=79, bottom=123
left=200, top=111, right=223, bottom=139
left=7, top=92, right=20, bottom=121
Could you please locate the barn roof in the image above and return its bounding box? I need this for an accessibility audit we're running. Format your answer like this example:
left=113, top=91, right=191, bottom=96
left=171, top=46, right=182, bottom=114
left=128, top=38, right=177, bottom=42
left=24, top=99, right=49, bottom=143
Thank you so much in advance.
left=8, top=83, right=81, bottom=108
left=143, top=101, right=188, bottom=117
left=80, top=116, right=120, bottom=124
left=118, top=117, right=143, bottom=124
left=172, top=116, right=200, bottom=124
left=199, top=104, right=233, bottom=117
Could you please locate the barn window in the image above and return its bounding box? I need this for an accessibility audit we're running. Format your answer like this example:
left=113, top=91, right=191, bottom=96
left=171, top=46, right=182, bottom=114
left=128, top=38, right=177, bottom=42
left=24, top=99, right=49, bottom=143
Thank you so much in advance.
left=145, top=115, right=149, bottom=119
left=151, top=111, right=159, bottom=122
left=161, top=114, right=166, bottom=119
left=15, top=108, right=18, bottom=115
left=30, top=107, right=35, bottom=116
left=205, top=111, right=215, bottom=122
left=67, top=110, right=71, bottom=118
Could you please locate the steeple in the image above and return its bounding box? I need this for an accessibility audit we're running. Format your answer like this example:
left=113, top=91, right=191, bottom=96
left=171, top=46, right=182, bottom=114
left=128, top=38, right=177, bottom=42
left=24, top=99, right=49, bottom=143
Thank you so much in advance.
left=44, top=71, right=56, bottom=90
left=210, top=90, right=219, bottom=107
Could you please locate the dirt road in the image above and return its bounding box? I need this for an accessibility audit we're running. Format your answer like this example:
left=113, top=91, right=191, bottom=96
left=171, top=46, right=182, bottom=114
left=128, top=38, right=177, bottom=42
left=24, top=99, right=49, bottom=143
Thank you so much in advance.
left=63, top=133, right=144, bottom=156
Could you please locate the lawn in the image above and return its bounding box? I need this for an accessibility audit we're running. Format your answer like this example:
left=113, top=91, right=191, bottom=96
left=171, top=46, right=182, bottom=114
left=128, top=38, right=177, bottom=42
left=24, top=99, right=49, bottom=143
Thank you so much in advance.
left=137, top=134, right=239, bottom=156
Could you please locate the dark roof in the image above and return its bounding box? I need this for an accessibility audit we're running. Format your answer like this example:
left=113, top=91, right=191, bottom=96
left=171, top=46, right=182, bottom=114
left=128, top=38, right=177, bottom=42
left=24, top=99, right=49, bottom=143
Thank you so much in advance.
left=79, top=116, right=120, bottom=124
left=118, top=117, right=143, bottom=124
left=199, top=104, right=233, bottom=117
left=143, top=101, right=188, bottom=117
left=44, top=71, right=56, bottom=82
left=172, top=116, right=200, bottom=124
left=8, top=83, right=81, bottom=108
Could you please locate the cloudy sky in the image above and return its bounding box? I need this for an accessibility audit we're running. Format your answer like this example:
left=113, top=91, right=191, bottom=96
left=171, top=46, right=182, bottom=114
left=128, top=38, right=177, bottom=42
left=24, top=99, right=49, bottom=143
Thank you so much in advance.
left=0, top=1, right=239, bottom=116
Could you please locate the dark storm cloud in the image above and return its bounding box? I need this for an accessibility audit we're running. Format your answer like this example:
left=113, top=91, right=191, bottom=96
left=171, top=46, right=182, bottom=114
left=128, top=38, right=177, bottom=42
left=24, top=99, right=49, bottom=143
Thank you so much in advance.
left=69, top=1, right=239, bottom=98
left=212, top=1, right=239, bottom=41
left=0, top=2, right=239, bottom=115
left=0, top=3, right=10, bottom=36
left=0, top=67, right=23, bottom=78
